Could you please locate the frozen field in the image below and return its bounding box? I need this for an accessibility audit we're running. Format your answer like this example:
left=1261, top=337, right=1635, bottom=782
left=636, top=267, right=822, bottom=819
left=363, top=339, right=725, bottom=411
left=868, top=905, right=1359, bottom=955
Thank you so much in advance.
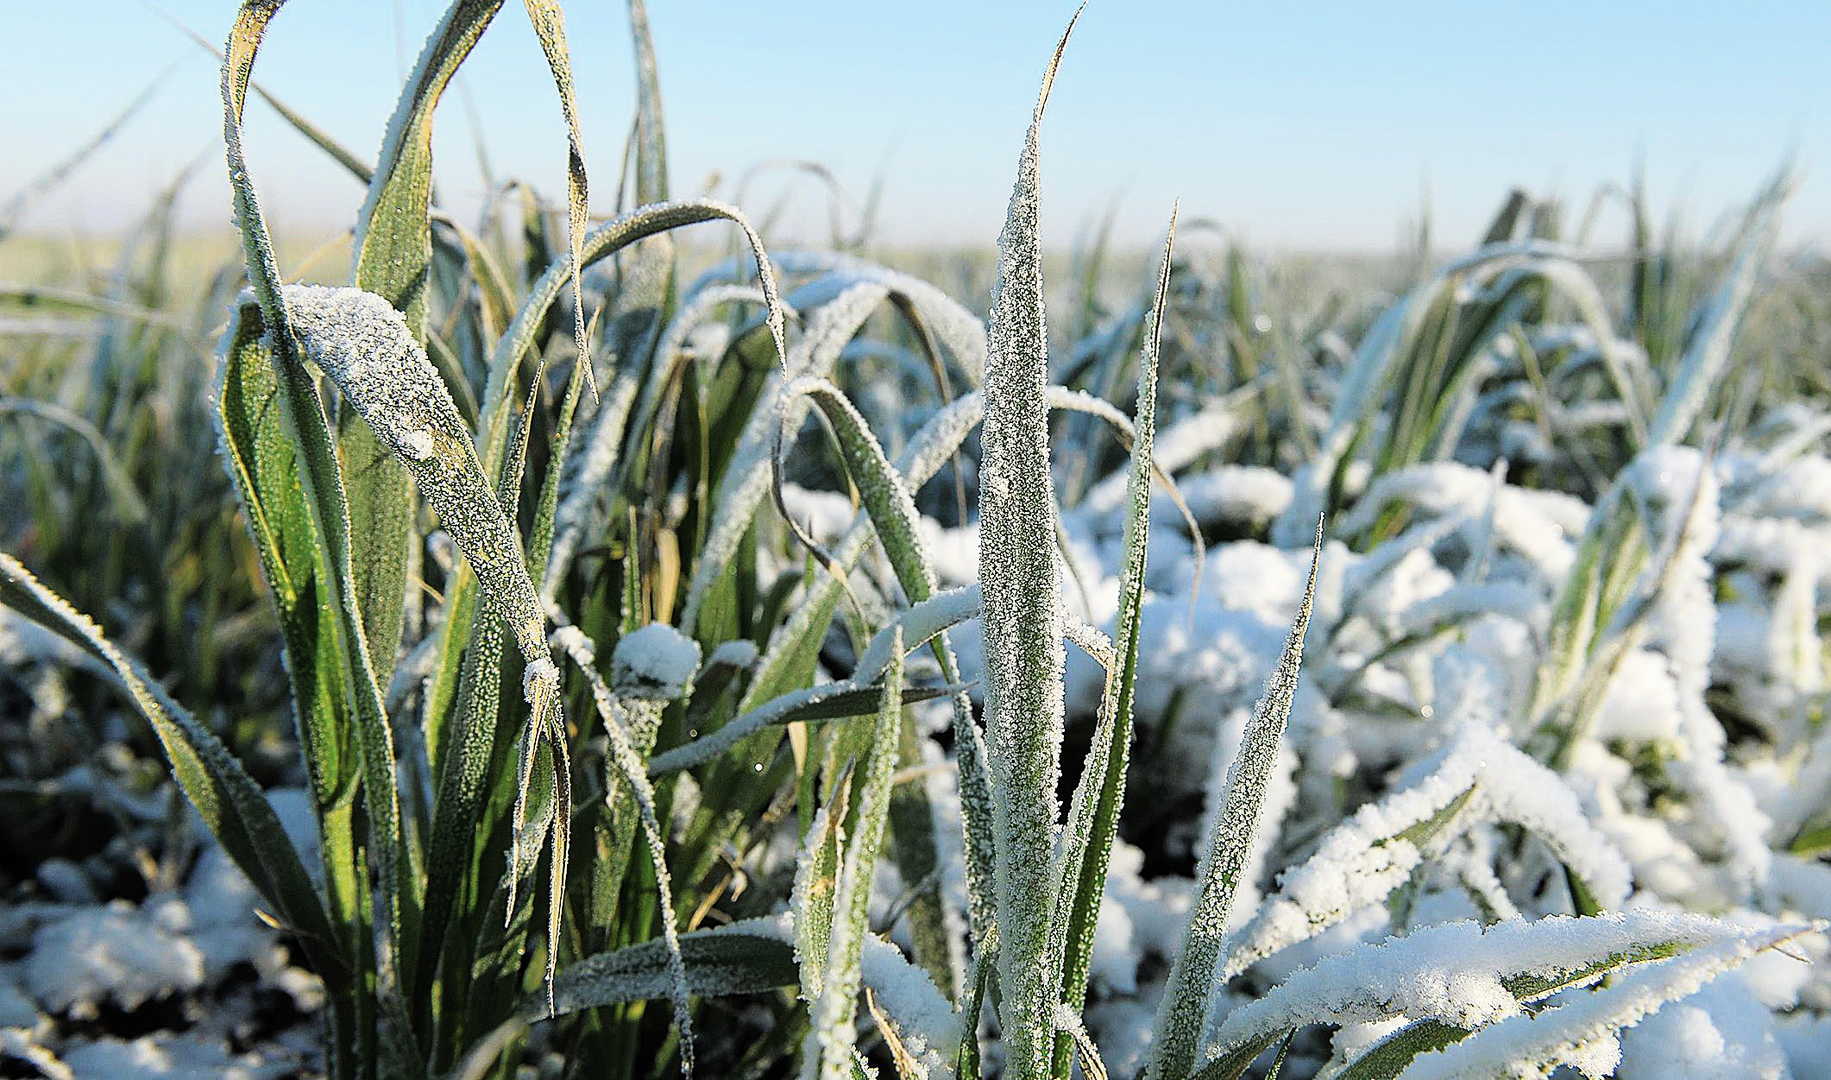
left=2, top=4, right=1830, bottom=1078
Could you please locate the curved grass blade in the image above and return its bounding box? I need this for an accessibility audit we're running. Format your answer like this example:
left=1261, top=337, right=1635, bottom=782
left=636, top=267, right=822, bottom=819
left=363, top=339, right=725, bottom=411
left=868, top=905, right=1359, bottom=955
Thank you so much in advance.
left=776, top=374, right=929, bottom=597
left=1273, top=245, right=1650, bottom=547
left=688, top=249, right=988, bottom=386
left=415, top=290, right=601, bottom=1043
left=546, top=291, right=779, bottom=604
left=222, top=10, right=414, bottom=1055
left=679, top=279, right=892, bottom=633
left=519, top=0, right=594, bottom=402
left=1044, top=386, right=1206, bottom=591
left=354, top=0, right=501, bottom=330
left=350, top=0, right=511, bottom=685
left=479, top=199, right=788, bottom=479
left=0, top=553, right=341, bottom=981
left=432, top=211, right=516, bottom=342
left=887, top=706, right=960, bottom=1000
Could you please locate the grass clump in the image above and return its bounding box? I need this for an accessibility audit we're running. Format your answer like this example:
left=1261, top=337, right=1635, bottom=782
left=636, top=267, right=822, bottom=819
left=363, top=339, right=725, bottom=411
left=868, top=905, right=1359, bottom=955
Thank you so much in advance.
left=1, top=2, right=1828, bottom=1078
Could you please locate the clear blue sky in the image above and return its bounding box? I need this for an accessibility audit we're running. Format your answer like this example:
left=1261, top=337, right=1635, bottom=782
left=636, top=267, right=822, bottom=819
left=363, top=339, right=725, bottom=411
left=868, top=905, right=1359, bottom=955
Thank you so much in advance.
left=4, top=1, right=1827, bottom=253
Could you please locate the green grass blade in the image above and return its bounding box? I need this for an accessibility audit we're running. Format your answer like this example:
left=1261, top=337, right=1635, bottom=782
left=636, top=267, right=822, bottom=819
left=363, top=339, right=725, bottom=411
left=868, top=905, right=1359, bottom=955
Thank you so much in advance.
left=542, top=920, right=801, bottom=1016
left=555, top=626, right=694, bottom=1069
left=0, top=552, right=342, bottom=983
left=778, top=374, right=932, bottom=601
left=888, top=702, right=959, bottom=998
left=1334, top=1021, right=1470, bottom=1080
left=793, top=771, right=847, bottom=1005
left=1646, top=177, right=1787, bottom=446
left=544, top=360, right=642, bottom=597
left=804, top=630, right=904, bottom=1080
left=0, top=397, right=148, bottom=524
left=1054, top=1004, right=1109, bottom=1080
left=1186, top=1032, right=1287, bottom=1080
left=519, top=0, right=594, bottom=402
left=214, top=305, right=369, bottom=1002
left=1051, top=210, right=1176, bottom=1079
left=419, top=604, right=507, bottom=1035
left=480, top=199, right=787, bottom=480
left=354, top=0, right=500, bottom=330
left=223, top=9, right=415, bottom=1055
left=350, top=0, right=508, bottom=686
left=626, top=0, right=670, bottom=203
left=978, top=15, right=1081, bottom=1078
left=650, top=679, right=959, bottom=776
left=526, top=306, right=602, bottom=596
left=716, top=376, right=1164, bottom=961
left=1150, top=517, right=1322, bottom=1080
left=431, top=212, right=516, bottom=341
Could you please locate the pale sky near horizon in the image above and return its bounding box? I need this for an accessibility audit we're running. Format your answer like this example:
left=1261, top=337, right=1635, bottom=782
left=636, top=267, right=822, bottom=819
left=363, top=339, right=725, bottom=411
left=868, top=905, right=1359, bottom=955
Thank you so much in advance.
left=4, top=2, right=1828, bottom=254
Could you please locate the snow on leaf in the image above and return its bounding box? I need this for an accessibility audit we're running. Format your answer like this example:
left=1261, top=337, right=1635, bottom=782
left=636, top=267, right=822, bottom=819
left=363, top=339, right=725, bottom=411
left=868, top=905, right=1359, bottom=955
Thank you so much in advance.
left=612, top=623, right=702, bottom=701
left=1221, top=718, right=1631, bottom=982
left=281, top=284, right=548, bottom=667
left=1206, top=910, right=1754, bottom=1068
left=1395, top=920, right=1821, bottom=1080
